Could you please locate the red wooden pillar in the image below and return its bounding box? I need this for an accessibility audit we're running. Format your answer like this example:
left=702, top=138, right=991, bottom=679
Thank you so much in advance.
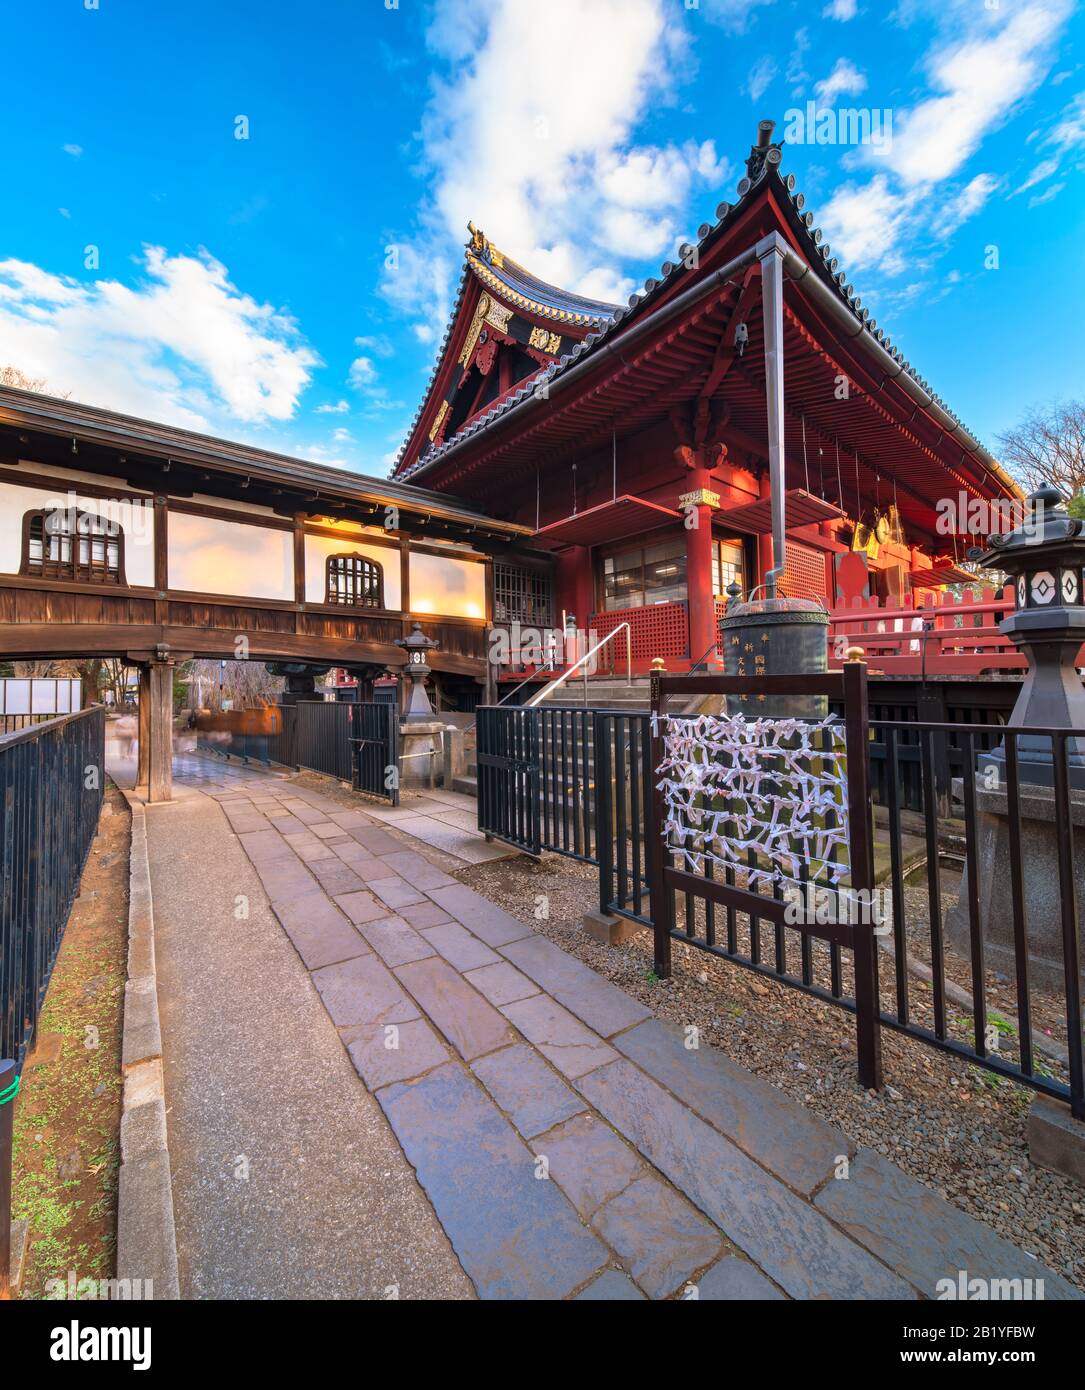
left=681, top=469, right=719, bottom=667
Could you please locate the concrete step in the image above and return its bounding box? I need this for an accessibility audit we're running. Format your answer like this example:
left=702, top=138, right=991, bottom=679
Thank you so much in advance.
left=453, top=774, right=477, bottom=797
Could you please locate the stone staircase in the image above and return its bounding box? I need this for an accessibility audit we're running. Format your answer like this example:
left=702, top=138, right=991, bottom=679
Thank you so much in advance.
left=452, top=678, right=652, bottom=799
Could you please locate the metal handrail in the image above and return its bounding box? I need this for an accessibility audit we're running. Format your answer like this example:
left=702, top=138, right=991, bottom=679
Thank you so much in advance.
left=464, top=658, right=557, bottom=733
left=526, top=623, right=632, bottom=707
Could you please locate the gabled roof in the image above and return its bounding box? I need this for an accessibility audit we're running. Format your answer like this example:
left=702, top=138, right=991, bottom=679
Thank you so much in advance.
left=393, top=225, right=619, bottom=478
left=464, top=225, right=619, bottom=326
left=393, top=120, right=1017, bottom=510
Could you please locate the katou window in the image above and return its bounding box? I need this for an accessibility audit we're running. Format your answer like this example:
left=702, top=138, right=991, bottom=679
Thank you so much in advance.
left=23, top=508, right=123, bottom=585
left=326, top=553, right=384, bottom=608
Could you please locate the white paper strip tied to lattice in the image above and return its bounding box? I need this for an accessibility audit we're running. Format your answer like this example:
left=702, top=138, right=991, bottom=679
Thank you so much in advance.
left=653, top=712, right=850, bottom=890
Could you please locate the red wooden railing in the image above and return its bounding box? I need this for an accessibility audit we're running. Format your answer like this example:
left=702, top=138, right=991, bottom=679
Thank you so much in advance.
left=826, top=584, right=1034, bottom=676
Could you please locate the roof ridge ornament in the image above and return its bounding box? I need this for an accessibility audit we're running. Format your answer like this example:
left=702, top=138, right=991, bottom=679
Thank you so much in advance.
left=467, top=221, right=502, bottom=268
left=738, top=119, right=783, bottom=198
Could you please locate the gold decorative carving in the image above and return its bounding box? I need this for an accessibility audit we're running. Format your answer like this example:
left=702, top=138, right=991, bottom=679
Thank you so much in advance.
left=428, top=401, right=449, bottom=441
left=677, top=487, right=721, bottom=510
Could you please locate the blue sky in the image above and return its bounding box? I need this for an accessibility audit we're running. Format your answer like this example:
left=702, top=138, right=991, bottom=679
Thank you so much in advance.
left=0, top=0, right=1081, bottom=478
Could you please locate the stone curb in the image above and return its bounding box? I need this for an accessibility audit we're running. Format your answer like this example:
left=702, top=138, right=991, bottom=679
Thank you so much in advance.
left=117, top=793, right=180, bottom=1300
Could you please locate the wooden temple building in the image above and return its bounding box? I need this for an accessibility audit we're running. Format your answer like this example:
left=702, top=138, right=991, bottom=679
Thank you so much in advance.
left=393, top=121, right=1025, bottom=690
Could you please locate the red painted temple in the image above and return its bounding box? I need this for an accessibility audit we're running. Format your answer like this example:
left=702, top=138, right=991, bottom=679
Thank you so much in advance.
left=394, top=121, right=1024, bottom=687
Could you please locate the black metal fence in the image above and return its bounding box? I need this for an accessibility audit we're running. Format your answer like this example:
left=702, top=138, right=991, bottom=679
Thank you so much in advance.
left=0, top=707, right=105, bottom=1067
left=350, top=702, right=400, bottom=806
left=295, top=700, right=354, bottom=781
left=478, top=684, right=1085, bottom=1116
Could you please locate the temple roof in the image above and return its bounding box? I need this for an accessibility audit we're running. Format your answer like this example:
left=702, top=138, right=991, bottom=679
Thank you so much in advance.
left=393, top=120, right=1016, bottom=508
left=465, top=224, right=619, bottom=326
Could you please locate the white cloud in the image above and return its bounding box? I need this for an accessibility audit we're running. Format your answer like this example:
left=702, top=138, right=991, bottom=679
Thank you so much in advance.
left=1029, top=181, right=1065, bottom=208
left=787, top=27, right=812, bottom=95
left=813, top=58, right=867, bottom=109
left=818, top=175, right=917, bottom=273
left=0, top=248, right=318, bottom=430
left=62, top=143, right=83, bottom=157
left=823, top=0, right=858, bottom=19
left=878, top=1, right=1072, bottom=186
left=381, top=0, right=729, bottom=339
left=746, top=56, right=777, bottom=103
left=316, top=399, right=350, bottom=414
left=348, top=354, right=377, bottom=389
left=700, top=0, right=777, bottom=33
left=932, top=172, right=999, bottom=236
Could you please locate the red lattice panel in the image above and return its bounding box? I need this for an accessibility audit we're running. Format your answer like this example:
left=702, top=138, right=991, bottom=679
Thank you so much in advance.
left=781, top=541, right=829, bottom=603
left=591, top=601, right=689, bottom=670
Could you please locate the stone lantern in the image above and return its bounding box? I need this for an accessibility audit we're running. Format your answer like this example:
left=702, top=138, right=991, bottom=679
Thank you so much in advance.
left=975, top=483, right=1085, bottom=788
left=395, top=622, right=439, bottom=723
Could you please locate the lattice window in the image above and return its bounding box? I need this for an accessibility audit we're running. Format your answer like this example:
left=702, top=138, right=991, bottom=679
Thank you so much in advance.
left=493, top=562, right=552, bottom=626
left=781, top=541, right=828, bottom=603
left=23, top=508, right=123, bottom=585
left=325, top=553, right=384, bottom=608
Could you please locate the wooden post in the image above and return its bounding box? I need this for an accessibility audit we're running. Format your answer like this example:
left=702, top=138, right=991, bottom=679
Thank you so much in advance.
left=137, top=664, right=151, bottom=787
left=147, top=659, right=174, bottom=803
left=843, top=653, right=883, bottom=1091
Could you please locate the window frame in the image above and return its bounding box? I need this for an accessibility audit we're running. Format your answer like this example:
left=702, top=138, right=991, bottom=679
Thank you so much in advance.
left=20, top=506, right=126, bottom=586
left=324, top=551, right=385, bottom=608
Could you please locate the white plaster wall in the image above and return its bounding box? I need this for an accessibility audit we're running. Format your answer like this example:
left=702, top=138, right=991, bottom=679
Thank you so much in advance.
left=169, top=512, right=293, bottom=600
left=304, top=533, right=400, bottom=608
left=409, top=550, right=486, bottom=619
left=0, top=479, right=156, bottom=586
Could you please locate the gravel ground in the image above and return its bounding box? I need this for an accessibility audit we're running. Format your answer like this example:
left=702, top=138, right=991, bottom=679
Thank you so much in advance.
left=458, top=849, right=1085, bottom=1290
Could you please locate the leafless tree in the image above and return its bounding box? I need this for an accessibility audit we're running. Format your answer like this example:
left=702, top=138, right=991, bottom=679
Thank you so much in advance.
left=997, top=399, right=1085, bottom=501
left=185, top=659, right=284, bottom=711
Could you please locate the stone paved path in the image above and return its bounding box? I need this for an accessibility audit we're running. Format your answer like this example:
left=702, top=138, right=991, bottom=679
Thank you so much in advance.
left=147, top=752, right=1083, bottom=1301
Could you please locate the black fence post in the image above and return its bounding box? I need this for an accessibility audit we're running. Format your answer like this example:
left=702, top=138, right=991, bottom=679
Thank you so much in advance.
left=0, top=1057, right=16, bottom=1300
left=648, top=672, right=673, bottom=979
left=843, top=657, right=883, bottom=1092
left=595, top=713, right=613, bottom=916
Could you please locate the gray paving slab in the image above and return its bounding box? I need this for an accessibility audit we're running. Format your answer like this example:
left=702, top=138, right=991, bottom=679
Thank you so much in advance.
left=312, top=953, right=421, bottom=1029
left=399, top=901, right=454, bottom=929
left=693, top=1256, right=786, bottom=1300
left=574, top=1270, right=646, bottom=1300
left=395, top=956, right=515, bottom=1061
left=359, top=915, right=438, bottom=968
left=333, top=889, right=390, bottom=926
left=592, top=1175, right=722, bottom=1299
left=500, top=934, right=652, bottom=1038
left=422, top=921, right=502, bottom=972
left=378, top=849, right=457, bottom=890
left=472, top=1043, right=586, bottom=1140
left=370, top=875, right=429, bottom=910
left=378, top=1061, right=609, bottom=1299
left=615, top=1018, right=850, bottom=1194
left=576, top=1060, right=915, bottom=1301
left=814, top=1148, right=1082, bottom=1300
left=464, top=960, right=541, bottom=1007
left=272, top=896, right=372, bottom=971
left=427, top=884, right=534, bottom=947
left=500, top=994, right=618, bottom=1079
left=342, top=1018, right=450, bottom=1090
left=529, top=1112, right=643, bottom=1218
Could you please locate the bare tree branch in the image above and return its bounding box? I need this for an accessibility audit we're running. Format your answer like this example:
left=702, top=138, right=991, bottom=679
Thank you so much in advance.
left=997, top=399, right=1085, bottom=499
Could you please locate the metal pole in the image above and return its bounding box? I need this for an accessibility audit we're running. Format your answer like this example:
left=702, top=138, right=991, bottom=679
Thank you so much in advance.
left=760, top=236, right=787, bottom=598
left=648, top=671, right=673, bottom=978
left=0, top=1058, right=16, bottom=1300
